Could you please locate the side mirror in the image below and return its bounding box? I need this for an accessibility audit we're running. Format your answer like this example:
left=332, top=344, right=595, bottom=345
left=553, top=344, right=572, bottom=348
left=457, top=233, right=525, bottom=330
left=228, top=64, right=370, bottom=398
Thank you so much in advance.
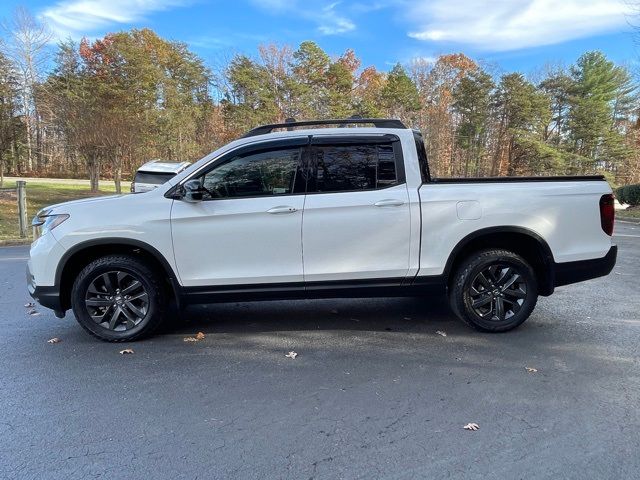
left=181, top=179, right=204, bottom=203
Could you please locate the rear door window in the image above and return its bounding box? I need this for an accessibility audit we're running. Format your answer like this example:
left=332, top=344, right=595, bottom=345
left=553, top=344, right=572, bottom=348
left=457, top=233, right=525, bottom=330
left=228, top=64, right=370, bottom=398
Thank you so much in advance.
left=306, top=136, right=403, bottom=193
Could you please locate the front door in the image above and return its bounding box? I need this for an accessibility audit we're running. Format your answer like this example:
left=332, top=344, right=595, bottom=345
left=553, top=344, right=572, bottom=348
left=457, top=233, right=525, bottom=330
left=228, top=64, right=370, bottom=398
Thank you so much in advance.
left=171, top=138, right=307, bottom=287
left=301, top=135, right=412, bottom=283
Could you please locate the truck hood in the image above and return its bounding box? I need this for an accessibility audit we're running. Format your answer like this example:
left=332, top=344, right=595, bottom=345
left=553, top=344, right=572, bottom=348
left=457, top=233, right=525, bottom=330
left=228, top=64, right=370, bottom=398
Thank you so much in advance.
left=45, top=194, right=126, bottom=213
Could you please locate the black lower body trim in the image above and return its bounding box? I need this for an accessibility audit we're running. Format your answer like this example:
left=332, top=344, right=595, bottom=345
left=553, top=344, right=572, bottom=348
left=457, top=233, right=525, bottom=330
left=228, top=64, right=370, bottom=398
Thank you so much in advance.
left=180, top=276, right=447, bottom=304
left=29, top=285, right=64, bottom=314
left=553, top=245, right=617, bottom=288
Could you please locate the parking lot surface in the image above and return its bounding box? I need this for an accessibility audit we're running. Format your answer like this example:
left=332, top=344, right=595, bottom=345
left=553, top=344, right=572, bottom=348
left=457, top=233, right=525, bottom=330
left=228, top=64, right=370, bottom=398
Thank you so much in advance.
left=1, top=223, right=639, bottom=479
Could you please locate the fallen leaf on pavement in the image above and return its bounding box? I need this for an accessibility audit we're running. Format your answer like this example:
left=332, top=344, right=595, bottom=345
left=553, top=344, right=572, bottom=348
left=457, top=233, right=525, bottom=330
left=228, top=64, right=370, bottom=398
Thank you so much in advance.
left=28, top=309, right=40, bottom=316
left=119, top=349, right=134, bottom=355
left=525, top=367, right=538, bottom=373
left=184, top=332, right=206, bottom=342
left=24, top=302, right=35, bottom=308
left=463, top=423, right=479, bottom=431
left=285, top=351, right=298, bottom=359
left=47, top=337, right=60, bottom=344
left=436, top=330, right=447, bottom=337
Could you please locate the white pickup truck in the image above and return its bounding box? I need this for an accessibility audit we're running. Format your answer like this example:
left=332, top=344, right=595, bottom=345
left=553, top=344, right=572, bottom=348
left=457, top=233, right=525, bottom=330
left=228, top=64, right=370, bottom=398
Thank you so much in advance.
left=27, top=118, right=617, bottom=341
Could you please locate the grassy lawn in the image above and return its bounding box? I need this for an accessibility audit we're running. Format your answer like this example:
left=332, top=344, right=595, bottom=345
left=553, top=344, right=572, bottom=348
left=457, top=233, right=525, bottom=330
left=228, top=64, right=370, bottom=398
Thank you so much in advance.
left=0, top=180, right=118, bottom=244
left=617, top=207, right=640, bottom=220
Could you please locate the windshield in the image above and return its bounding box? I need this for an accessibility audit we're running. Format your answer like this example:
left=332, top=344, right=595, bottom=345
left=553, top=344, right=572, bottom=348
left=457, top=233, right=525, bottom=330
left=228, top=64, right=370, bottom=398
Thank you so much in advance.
left=134, top=171, right=176, bottom=185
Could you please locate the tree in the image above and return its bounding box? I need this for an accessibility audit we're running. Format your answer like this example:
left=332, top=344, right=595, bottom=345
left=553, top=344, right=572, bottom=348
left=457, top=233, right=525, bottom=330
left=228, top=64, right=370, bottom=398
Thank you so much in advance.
left=223, top=54, right=278, bottom=132
left=325, top=55, right=355, bottom=118
left=381, top=63, right=420, bottom=121
left=0, top=51, right=21, bottom=185
left=2, top=7, right=51, bottom=171
left=568, top=51, right=636, bottom=173
left=452, top=69, right=494, bottom=176
left=539, top=69, right=574, bottom=146
left=411, top=53, right=477, bottom=176
left=46, top=30, right=213, bottom=191
left=291, top=41, right=331, bottom=118
left=354, top=66, right=386, bottom=117
left=493, top=73, right=552, bottom=175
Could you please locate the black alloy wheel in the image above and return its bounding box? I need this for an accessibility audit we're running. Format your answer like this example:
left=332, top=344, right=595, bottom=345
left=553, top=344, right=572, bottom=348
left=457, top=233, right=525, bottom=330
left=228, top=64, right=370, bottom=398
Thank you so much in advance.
left=449, top=249, right=539, bottom=332
left=71, top=254, right=165, bottom=341
left=85, top=271, right=149, bottom=331
left=468, top=264, right=528, bottom=322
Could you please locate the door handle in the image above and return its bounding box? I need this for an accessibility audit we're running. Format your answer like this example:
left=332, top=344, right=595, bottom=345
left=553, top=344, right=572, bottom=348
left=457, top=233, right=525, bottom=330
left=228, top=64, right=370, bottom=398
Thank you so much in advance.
left=373, top=199, right=405, bottom=207
left=266, top=206, right=298, bottom=214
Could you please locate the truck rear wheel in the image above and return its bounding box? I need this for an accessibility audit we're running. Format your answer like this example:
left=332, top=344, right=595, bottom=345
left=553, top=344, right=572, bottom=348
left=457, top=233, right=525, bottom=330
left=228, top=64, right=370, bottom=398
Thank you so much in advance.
left=71, top=254, right=166, bottom=342
left=449, top=249, right=538, bottom=332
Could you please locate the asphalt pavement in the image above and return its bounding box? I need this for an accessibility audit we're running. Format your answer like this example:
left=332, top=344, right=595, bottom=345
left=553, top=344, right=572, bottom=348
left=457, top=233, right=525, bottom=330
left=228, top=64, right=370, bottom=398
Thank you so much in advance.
left=1, top=223, right=639, bottom=479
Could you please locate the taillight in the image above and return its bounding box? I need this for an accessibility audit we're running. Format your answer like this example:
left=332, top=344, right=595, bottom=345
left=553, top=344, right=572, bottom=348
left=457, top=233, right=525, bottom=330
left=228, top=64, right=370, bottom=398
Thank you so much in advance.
left=599, top=194, right=614, bottom=236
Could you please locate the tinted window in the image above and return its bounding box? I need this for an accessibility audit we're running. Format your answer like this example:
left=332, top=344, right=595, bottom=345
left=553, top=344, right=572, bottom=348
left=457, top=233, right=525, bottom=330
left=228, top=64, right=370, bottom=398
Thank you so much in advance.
left=201, top=147, right=302, bottom=199
left=135, top=171, right=176, bottom=185
left=307, top=142, right=398, bottom=193
left=413, top=133, right=430, bottom=183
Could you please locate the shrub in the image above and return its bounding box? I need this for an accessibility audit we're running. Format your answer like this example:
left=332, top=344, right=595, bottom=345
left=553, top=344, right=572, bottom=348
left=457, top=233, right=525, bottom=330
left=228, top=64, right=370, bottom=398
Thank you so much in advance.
left=617, top=184, right=640, bottom=206
left=627, top=184, right=640, bottom=206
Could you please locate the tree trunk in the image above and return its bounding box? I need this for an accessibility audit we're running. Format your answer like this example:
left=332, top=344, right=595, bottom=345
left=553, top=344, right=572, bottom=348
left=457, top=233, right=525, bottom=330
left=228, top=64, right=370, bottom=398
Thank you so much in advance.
left=21, top=93, right=33, bottom=172
left=114, top=161, right=122, bottom=193
left=35, top=104, right=43, bottom=171
left=11, top=137, right=19, bottom=175
left=87, top=156, right=100, bottom=192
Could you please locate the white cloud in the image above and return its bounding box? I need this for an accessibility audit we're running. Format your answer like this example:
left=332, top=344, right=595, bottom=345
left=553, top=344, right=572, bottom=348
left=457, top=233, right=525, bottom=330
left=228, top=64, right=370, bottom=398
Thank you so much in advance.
left=317, top=2, right=355, bottom=35
left=406, top=0, right=632, bottom=51
left=251, top=0, right=356, bottom=36
left=41, top=0, right=190, bottom=38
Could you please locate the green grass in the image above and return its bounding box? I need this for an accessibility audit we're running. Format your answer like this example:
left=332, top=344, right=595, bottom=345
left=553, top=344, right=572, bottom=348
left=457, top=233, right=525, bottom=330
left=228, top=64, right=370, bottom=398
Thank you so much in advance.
left=0, top=180, right=118, bottom=244
left=617, top=207, right=640, bottom=219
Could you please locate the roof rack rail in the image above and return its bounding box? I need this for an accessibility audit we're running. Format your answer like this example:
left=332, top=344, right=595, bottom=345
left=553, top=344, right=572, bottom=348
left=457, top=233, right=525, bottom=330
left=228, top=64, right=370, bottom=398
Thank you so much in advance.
left=242, top=116, right=407, bottom=138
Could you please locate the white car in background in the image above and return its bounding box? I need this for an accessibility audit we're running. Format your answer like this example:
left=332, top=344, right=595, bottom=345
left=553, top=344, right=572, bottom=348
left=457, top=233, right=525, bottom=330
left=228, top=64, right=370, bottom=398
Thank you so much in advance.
left=131, top=160, right=191, bottom=193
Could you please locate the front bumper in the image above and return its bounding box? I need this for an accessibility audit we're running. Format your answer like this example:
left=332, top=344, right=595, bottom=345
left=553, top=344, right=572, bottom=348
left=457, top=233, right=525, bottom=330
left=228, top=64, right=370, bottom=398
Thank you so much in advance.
left=554, top=245, right=617, bottom=288
left=27, top=262, right=64, bottom=317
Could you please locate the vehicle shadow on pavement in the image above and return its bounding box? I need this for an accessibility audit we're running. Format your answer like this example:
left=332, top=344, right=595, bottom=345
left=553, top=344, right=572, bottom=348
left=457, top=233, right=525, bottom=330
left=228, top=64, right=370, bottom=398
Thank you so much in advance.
left=159, top=296, right=462, bottom=336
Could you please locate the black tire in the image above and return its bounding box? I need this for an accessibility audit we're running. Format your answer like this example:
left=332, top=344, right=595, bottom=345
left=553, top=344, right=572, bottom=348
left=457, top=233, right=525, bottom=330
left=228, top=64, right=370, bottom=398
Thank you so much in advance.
left=71, top=254, right=166, bottom=342
left=449, top=249, right=538, bottom=332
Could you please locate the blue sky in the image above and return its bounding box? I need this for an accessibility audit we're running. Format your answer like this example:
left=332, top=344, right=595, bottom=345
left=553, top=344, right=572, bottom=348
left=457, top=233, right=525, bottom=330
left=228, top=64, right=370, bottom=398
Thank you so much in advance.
left=2, top=0, right=637, bottom=74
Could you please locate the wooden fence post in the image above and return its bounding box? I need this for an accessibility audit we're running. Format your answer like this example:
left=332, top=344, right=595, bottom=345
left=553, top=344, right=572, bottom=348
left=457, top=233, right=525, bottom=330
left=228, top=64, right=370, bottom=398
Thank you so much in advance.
left=17, top=180, right=28, bottom=238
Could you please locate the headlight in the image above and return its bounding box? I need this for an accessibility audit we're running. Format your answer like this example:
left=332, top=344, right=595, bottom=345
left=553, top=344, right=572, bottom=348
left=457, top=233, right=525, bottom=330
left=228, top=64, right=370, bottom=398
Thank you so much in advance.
left=32, top=211, right=70, bottom=238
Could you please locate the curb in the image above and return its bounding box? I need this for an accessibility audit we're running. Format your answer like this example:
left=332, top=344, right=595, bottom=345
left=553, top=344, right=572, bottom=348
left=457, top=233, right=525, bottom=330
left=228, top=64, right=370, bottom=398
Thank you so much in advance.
left=0, top=239, right=31, bottom=247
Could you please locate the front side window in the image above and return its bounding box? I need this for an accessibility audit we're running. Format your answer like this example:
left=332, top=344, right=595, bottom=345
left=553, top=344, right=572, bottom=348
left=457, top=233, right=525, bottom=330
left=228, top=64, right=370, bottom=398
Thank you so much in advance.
left=200, top=147, right=303, bottom=199
left=307, top=141, right=399, bottom=193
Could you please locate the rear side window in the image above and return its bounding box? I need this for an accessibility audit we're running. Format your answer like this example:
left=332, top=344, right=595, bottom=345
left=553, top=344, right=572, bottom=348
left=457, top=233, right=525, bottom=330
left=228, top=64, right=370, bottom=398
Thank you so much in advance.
left=413, top=133, right=430, bottom=183
left=134, top=171, right=176, bottom=185
left=306, top=140, right=400, bottom=193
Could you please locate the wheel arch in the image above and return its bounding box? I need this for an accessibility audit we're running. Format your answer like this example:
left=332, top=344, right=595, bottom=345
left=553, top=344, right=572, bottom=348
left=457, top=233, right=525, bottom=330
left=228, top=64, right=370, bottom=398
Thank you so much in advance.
left=56, top=238, right=180, bottom=311
left=444, top=226, right=555, bottom=296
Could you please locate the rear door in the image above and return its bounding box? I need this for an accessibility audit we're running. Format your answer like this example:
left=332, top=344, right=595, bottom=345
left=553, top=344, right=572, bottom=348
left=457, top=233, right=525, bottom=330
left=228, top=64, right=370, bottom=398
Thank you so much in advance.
left=301, top=134, right=412, bottom=283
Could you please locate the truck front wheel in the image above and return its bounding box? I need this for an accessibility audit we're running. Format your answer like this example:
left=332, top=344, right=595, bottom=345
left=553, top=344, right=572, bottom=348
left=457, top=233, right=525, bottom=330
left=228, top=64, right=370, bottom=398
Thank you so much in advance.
left=71, top=254, right=166, bottom=342
left=449, top=249, right=538, bottom=332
